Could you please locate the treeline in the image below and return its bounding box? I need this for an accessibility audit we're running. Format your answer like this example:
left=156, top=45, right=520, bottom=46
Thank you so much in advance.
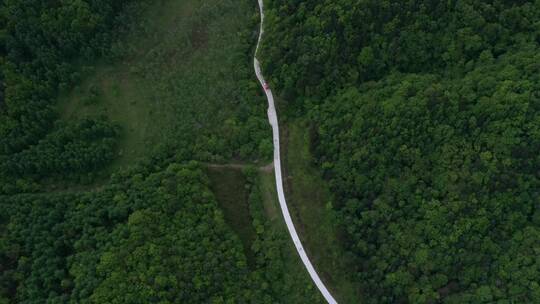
left=1, top=118, right=118, bottom=178
left=0, top=162, right=322, bottom=303
left=262, top=0, right=540, bottom=303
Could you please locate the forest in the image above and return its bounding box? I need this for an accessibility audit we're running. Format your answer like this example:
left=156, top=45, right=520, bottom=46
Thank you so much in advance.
left=3, top=0, right=539, bottom=303
left=261, top=0, right=540, bottom=303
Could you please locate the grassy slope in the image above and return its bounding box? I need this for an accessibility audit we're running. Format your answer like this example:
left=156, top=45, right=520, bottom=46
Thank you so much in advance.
left=257, top=168, right=325, bottom=303
left=282, top=117, right=364, bottom=303
left=57, top=0, right=188, bottom=170
left=56, top=0, right=264, bottom=173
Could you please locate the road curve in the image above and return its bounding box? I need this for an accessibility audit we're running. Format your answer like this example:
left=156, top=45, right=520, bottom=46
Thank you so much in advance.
left=253, top=1, right=338, bottom=303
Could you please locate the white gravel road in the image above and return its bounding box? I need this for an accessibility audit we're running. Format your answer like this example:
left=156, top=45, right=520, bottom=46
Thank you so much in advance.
left=253, top=1, right=338, bottom=303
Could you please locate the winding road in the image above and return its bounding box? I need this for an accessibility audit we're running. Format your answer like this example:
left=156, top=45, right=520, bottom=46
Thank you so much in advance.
left=253, top=1, right=338, bottom=303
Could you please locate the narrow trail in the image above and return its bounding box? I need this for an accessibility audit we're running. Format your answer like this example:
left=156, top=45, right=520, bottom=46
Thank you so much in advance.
left=253, top=1, right=338, bottom=303
left=204, top=162, right=274, bottom=173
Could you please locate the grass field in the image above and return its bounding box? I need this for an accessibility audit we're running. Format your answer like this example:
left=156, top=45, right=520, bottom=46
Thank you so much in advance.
left=56, top=0, right=268, bottom=174
left=282, top=118, right=364, bottom=303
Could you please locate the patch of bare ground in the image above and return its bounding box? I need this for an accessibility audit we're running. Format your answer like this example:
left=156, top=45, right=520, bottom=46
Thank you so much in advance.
left=190, top=22, right=208, bottom=49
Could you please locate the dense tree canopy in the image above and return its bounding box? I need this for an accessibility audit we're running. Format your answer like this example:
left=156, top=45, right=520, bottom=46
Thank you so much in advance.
left=312, top=52, right=540, bottom=302
left=261, top=0, right=540, bottom=104
left=262, top=0, right=540, bottom=303
left=1, top=164, right=248, bottom=303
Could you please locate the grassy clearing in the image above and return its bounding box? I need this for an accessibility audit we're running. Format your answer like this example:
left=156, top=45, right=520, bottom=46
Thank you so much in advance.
left=206, top=166, right=256, bottom=267
left=282, top=118, right=363, bottom=303
left=56, top=0, right=267, bottom=174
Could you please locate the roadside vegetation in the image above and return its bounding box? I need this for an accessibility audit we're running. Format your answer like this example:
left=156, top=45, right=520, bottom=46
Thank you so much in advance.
left=282, top=117, right=363, bottom=303
left=262, top=0, right=540, bottom=303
